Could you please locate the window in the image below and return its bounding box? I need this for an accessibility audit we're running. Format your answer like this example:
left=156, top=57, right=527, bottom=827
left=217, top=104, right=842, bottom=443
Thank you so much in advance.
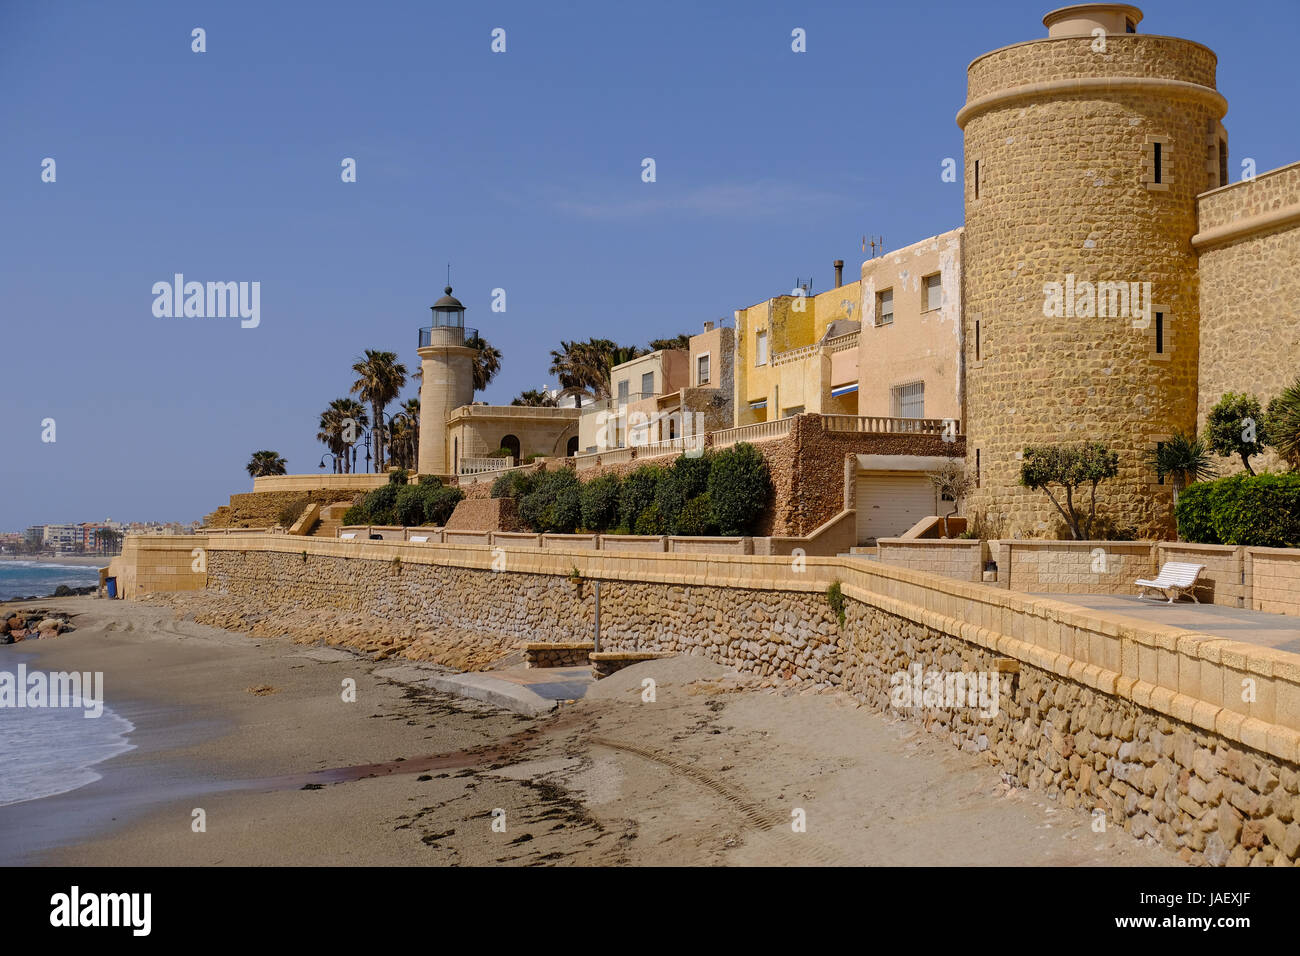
left=1155, top=442, right=1165, bottom=484
left=755, top=330, right=768, bottom=366
left=641, top=371, right=654, bottom=396
left=891, top=381, right=924, bottom=419
left=1125, top=18, right=1136, bottom=33
left=974, top=160, right=980, bottom=200
left=1155, top=312, right=1164, bottom=353
left=1218, top=139, right=1228, bottom=188
left=1146, top=137, right=1169, bottom=191
left=617, top=379, right=629, bottom=404
left=876, top=289, right=894, bottom=326
left=975, top=449, right=981, bottom=488
left=923, top=273, right=942, bottom=312
left=975, top=319, right=981, bottom=360
left=696, top=353, right=710, bottom=385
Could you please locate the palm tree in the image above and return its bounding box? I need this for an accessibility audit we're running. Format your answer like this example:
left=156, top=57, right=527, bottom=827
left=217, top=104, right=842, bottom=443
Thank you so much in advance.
left=465, top=334, right=502, bottom=393
left=247, top=450, right=287, bottom=477
left=647, top=334, right=691, bottom=352
left=1266, top=376, right=1300, bottom=470
left=1147, top=431, right=1216, bottom=537
left=388, top=413, right=416, bottom=470
left=548, top=338, right=645, bottom=399
left=95, top=528, right=123, bottom=555
left=350, top=350, right=407, bottom=471
left=318, top=398, right=369, bottom=473
left=512, top=388, right=558, bottom=407
left=400, top=397, right=420, bottom=469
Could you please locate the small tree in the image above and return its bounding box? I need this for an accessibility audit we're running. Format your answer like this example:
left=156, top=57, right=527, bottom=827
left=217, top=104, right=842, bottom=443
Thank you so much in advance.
left=1265, top=376, right=1300, bottom=471
left=1019, top=442, right=1119, bottom=540
left=927, top=460, right=973, bottom=537
left=706, top=443, right=771, bottom=536
left=1206, top=392, right=1268, bottom=475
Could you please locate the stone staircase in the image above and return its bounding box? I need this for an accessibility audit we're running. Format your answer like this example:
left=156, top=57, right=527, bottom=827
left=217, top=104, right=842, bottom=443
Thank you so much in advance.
left=312, top=502, right=355, bottom=538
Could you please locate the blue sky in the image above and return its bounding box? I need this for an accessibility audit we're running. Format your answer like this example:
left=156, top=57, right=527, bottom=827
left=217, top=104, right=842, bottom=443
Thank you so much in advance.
left=2, top=0, right=1297, bottom=530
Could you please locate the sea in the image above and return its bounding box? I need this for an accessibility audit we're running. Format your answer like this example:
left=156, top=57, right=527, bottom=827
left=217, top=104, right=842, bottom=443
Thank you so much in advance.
left=0, top=671, right=136, bottom=807
left=0, top=560, right=100, bottom=601
left=1, top=560, right=132, bottom=808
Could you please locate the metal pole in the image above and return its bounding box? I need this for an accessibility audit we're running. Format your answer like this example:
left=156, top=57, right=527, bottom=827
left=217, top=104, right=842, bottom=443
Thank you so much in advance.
left=593, top=580, right=601, bottom=653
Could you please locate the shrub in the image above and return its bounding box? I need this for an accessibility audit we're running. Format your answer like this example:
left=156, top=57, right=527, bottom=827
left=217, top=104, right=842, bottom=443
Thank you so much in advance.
left=619, top=465, right=664, bottom=530
left=655, top=453, right=712, bottom=533
left=674, top=493, right=718, bottom=536
left=487, top=447, right=514, bottom=458
left=342, top=504, right=368, bottom=525
left=633, top=502, right=665, bottom=535
left=1174, top=480, right=1218, bottom=544
left=422, top=486, right=464, bottom=526
left=393, top=485, right=427, bottom=526
left=360, top=484, right=400, bottom=525
left=417, top=473, right=443, bottom=486
left=388, top=468, right=409, bottom=485
left=706, top=443, right=771, bottom=536
left=276, top=496, right=310, bottom=528
left=579, top=474, right=622, bottom=532
left=491, top=470, right=536, bottom=499
left=1207, top=473, right=1300, bottom=547
left=519, top=469, right=582, bottom=533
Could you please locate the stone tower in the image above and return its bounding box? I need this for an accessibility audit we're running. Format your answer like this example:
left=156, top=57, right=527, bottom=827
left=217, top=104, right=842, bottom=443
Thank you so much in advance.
left=959, top=3, right=1228, bottom=538
left=416, top=287, right=476, bottom=477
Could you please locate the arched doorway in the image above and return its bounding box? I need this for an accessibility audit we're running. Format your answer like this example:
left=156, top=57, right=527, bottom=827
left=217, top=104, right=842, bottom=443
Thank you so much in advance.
left=500, top=434, right=521, bottom=461
left=566, top=436, right=579, bottom=457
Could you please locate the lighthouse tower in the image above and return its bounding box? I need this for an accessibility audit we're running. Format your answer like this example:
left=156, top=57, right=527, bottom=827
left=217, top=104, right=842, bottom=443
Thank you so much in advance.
left=416, top=287, right=476, bottom=477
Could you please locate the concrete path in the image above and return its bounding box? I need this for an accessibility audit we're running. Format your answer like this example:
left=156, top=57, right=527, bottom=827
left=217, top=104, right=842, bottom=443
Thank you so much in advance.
left=1039, top=593, right=1300, bottom=655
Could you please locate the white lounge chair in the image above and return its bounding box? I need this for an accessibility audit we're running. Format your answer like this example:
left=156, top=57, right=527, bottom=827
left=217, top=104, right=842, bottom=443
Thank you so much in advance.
left=1135, top=562, right=1206, bottom=604
left=339, top=532, right=356, bottom=540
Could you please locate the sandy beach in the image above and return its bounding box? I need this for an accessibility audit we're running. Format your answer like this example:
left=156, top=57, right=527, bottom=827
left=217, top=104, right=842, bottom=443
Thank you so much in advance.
left=0, top=596, right=1181, bottom=866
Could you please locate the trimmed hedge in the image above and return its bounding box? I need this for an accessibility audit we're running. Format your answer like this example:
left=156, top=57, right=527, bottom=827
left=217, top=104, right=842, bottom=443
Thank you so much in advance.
left=518, top=470, right=582, bottom=534
left=579, top=474, right=621, bottom=532
left=1175, top=473, right=1300, bottom=547
left=346, top=482, right=464, bottom=528
left=655, top=453, right=712, bottom=534
left=618, top=465, right=664, bottom=532
left=490, top=470, right=536, bottom=499
left=706, top=443, right=771, bottom=536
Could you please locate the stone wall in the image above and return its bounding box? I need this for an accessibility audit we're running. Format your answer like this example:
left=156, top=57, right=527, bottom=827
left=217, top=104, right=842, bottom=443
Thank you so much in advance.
left=444, top=497, right=523, bottom=532
left=1158, top=543, right=1244, bottom=607
left=188, top=534, right=1300, bottom=865
left=1194, top=162, right=1300, bottom=476
left=204, top=488, right=361, bottom=529
left=876, top=538, right=985, bottom=582
left=1250, top=548, right=1300, bottom=617
left=995, top=540, right=1157, bottom=594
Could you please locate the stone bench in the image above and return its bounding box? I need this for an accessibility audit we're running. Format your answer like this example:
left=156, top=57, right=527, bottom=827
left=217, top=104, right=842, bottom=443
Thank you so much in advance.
left=589, top=651, right=674, bottom=679
left=522, top=641, right=593, bottom=669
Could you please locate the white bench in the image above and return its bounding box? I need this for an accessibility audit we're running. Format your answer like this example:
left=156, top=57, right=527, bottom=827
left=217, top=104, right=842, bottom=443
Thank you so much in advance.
left=409, top=535, right=429, bottom=543
left=339, top=532, right=356, bottom=540
left=1135, top=562, right=1207, bottom=604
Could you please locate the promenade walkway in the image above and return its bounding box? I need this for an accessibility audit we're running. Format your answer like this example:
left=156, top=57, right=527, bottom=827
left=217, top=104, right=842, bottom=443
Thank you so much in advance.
left=1040, top=593, right=1300, bottom=656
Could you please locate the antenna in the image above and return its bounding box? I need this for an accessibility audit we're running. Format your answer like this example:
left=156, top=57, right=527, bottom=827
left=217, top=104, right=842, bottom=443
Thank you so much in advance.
left=446, top=263, right=451, bottom=286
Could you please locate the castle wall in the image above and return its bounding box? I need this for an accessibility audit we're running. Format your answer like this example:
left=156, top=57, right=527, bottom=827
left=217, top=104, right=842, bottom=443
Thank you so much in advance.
left=1194, top=161, right=1300, bottom=474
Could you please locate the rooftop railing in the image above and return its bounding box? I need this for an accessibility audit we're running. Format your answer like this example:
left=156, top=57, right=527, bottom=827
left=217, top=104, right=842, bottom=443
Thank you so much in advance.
left=418, top=325, right=478, bottom=347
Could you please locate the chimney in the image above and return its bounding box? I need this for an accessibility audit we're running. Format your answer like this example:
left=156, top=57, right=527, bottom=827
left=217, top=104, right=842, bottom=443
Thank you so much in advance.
left=703, top=320, right=715, bottom=332
left=833, top=259, right=844, bottom=287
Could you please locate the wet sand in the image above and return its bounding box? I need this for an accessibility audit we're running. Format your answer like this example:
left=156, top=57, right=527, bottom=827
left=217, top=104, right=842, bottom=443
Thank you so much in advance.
left=0, top=597, right=1181, bottom=866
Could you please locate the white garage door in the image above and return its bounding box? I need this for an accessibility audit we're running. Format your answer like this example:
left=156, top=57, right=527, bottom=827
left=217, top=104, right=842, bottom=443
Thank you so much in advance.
left=855, top=472, right=938, bottom=543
